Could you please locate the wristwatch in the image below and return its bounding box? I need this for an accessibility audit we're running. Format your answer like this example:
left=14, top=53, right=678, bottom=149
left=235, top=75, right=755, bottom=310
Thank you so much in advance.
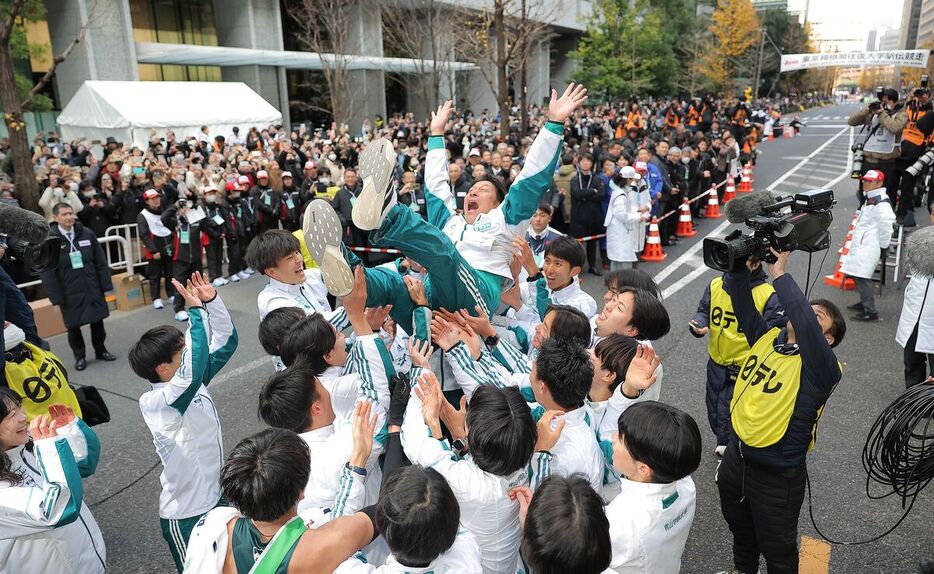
left=452, top=438, right=469, bottom=457
left=345, top=462, right=368, bottom=478
left=484, top=334, right=500, bottom=348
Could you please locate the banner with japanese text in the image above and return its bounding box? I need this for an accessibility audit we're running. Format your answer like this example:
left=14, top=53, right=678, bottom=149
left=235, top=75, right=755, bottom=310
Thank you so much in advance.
left=780, top=50, right=930, bottom=72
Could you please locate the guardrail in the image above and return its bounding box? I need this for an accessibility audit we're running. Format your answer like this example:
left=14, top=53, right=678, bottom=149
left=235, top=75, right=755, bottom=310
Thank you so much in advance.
left=15, top=234, right=134, bottom=289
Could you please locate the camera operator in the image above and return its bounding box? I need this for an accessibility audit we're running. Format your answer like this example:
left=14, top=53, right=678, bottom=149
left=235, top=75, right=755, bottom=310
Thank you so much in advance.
left=895, top=83, right=932, bottom=226
left=848, top=88, right=907, bottom=201
left=717, top=249, right=846, bottom=574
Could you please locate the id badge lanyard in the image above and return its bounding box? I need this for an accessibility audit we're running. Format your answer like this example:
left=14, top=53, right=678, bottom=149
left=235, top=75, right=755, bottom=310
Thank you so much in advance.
left=65, top=233, right=83, bottom=269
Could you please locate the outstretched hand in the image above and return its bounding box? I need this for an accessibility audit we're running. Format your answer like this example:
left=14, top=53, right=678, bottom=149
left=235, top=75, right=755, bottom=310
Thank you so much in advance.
left=623, top=344, right=661, bottom=396
left=349, top=400, right=378, bottom=468
left=547, top=83, right=589, bottom=123
left=188, top=271, right=216, bottom=302
left=430, top=100, right=454, bottom=136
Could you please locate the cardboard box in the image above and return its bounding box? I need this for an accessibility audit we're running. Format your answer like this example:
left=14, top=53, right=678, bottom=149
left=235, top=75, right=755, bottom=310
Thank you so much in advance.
left=29, top=298, right=67, bottom=338
left=113, top=272, right=145, bottom=311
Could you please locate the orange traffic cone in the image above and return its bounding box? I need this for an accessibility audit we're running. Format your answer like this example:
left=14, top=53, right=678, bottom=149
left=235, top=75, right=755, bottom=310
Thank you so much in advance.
left=722, top=176, right=737, bottom=203
left=823, top=210, right=858, bottom=290
left=738, top=165, right=752, bottom=193
left=783, top=125, right=793, bottom=138
left=704, top=188, right=722, bottom=218
left=748, top=163, right=756, bottom=186
left=640, top=217, right=667, bottom=262
left=768, top=131, right=774, bottom=141
left=676, top=199, right=696, bottom=237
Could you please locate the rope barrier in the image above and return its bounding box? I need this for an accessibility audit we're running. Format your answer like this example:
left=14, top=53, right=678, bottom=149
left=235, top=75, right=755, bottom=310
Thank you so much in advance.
left=657, top=176, right=731, bottom=222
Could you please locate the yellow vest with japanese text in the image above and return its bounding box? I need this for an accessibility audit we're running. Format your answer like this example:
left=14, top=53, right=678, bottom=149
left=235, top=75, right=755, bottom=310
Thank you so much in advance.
left=707, top=277, right=776, bottom=367
left=4, top=342, right=82, bottom=420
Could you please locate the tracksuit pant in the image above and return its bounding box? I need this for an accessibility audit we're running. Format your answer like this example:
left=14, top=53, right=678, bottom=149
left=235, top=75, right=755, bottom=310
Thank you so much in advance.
left=344, top=204, right=501, bottom=335
left=853, top=276, right=877, bottom=315
left=160, top=515, right=201, bottom=573
left=146, top=253, right=175, bottom=301
left=705, top=359, right=737, bottom=447
left=904, top=323, right=934, bottom=388
left=67, top=320, right=106, bottom=361
left=718, top=441, right=807, bottom=574
left=205, top=241, right=224, bottom=281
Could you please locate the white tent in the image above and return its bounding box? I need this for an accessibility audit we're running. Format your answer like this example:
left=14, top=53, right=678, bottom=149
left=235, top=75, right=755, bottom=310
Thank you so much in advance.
left=57, top=81, right=283, bottom=149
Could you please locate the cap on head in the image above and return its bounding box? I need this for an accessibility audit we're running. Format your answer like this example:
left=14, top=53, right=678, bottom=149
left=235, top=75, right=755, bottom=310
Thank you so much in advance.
left=469, top=148, right=481, bottom=157
left=634, top=161, right=648, bottom=173
left=619, top=166, right=641, bottom=180
left=861, top=169, right=884, bottom=183
left=282, top=171, right=293, bottom=179
left=143, top=189, right=160, bottom=200
left=257, top=170, right=268, bottom=179
left=304, top=160, right=317, bottom=170
left=237, top=175, right=251, bottom=185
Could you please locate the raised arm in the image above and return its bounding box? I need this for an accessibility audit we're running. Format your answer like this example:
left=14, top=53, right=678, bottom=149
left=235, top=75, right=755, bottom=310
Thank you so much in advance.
left=724, top=266, right=770, bottom=348
left=425, top=101, right=457, bottom=215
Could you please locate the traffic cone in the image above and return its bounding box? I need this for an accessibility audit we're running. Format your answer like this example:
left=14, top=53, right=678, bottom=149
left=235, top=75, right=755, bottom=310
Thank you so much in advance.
left=783, top=125, right=793, bottom=138
left=704, top=187, right=722, bottom=218
left=676, top=199, right=696, bottom=237
left=748, top=163, right=756, bottom=186
left=640, top=217, right=667, bottom=262
left=768, top=131, right=774, bottom=141
left=739, top=165, right=752, bottom=193
left=823, top=210, right=858, bottom=290
left=722, top=176, right=737, bottom=203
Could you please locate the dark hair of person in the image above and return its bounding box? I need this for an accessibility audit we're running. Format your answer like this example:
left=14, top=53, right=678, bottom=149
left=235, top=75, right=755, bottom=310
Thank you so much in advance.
left=617, top=401, right=702, bottom=484
left=543, top=304, right=591, bottom=346
left=278, top=313, right=336, bottom=372
left=605, top=268, right=662, bottom=299
left=561, top=153, right=574, bottom=166
left=52, top=202, right=73, bottom=216
left=534, top=338, right=592, bottom=410
left=466, top=386, right=535, bottom=476
left=579, top=151, right=595, bottom=163
left=376, top=466, right=460, bottom=567
left=0, top=388, right=25, bottom=485
left=810, top=298, right=846, bottom=348
left=593, top=334, right=640, bottom=392
left=78, top=180, right=93, bottom=192
left=617, top=286, right=671, bottom=341
left=257, top=360, right=319, bottom=432
left=474, top=173, right=507, bottom=203
left=244, top=229, right=301, bottom=275
left=535, top=202, right=554, bottom=216
left=520, top=475, right=611, bottom=574
left=543, top=236, right=585, bottom=270
left=258, top=307, right=305, bottom=356
left=129, top=325, right=185, bottom=383
left=220, top=428, right=311, bottom=522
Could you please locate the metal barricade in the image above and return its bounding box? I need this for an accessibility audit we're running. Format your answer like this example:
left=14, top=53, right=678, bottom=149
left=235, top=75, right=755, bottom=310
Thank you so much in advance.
left=104, top=224, right=144, bottom=271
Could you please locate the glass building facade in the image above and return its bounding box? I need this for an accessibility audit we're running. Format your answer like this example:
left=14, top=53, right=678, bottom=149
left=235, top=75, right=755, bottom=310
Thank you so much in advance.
left=130, top=0, right=221, bottom=81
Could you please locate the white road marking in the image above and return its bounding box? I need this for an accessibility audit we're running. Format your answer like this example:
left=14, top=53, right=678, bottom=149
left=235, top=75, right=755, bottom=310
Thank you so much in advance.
left=653, top=126, right=853, bottom=299
left=211, top=356, right=272, bottom=386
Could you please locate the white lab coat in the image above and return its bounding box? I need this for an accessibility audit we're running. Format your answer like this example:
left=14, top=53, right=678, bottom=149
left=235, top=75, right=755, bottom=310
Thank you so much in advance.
left=605, top=182, right=643, bottom=263
left=897, top=275, right=934, bottom=354
left=840, top=190, right=896, bottom=279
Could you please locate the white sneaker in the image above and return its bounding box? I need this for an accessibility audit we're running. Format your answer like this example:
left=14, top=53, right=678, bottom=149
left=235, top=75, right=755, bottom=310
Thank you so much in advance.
left=174, top=310, right=189, bottom=322
left=228, top=273, right=240, bottom=283
left=245, top=267, right=256, bottom=275
left=152, top=298, right=164, bottom=310
left=212, top=277, right=229, bottom=287
left=715, top=445, right=726, bottom=457
left=238, top=270, right=251, bottom=280
left=302, top=199, right=355, bottom=296
left=353, top=138, right=397, bottom=231
left=167, top=296, right=175, bottom=304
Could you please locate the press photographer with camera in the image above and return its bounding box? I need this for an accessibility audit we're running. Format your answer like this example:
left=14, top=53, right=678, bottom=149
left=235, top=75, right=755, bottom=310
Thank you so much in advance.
left=848, top=88, right=907, bottom=201
left=716, top=248, right=846, bottom=574
left=894, top=79, right=932, bottom=226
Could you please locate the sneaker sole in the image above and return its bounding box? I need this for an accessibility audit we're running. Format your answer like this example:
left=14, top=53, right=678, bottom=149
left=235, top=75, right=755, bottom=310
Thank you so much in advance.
left=353, top=139, right=397, bottom=231
left=302, top=199, right=354, bottom=296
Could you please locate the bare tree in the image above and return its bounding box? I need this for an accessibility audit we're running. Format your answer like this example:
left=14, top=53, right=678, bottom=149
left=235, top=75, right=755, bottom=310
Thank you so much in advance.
left=285, top=0, right=358, bottom=129
left=381, top=0, right=459, bottom=118
left=457, top=0, right=556, bottom=135
left=0, top=0, right=97, bottom=212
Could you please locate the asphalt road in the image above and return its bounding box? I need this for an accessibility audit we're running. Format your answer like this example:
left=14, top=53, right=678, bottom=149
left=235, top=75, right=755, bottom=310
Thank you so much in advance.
left=54, top=102, right=932, bottom=573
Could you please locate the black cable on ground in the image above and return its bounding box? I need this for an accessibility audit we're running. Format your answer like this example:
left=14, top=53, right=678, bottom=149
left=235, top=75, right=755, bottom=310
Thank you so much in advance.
left=808, top=382, right=934, bottom=544
left=90, top=461, right=161, bottom=508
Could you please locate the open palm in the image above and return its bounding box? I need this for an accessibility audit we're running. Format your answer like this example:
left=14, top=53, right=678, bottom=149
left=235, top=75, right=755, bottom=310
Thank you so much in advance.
left=547, top=83, right=589, bottom=123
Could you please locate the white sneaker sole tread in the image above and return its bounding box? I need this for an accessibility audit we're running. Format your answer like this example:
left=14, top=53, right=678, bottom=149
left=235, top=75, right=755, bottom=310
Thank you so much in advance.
left=353, top=138, right=397, bottom=231
left=302, top=199, right=355, bottom=296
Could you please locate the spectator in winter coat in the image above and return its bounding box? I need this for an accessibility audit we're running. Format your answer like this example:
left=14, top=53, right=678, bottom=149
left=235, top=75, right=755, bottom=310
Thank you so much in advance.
left=569, top=152, right=607, bottom=276
left=896, top=202, right=934, bottom=387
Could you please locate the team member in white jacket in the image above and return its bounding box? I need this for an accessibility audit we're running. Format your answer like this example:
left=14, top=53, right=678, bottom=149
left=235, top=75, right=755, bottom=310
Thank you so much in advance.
left=130, top=272, right=238, bottom=573
left=0, top=396, right=106, bottom=574
left=605, top=167, right=650, bottom=270
left=401, top=365, right=549, bottom=574
left=334, top=466, right=483, bottom=574
left=840, top=169, right=896, bottom=322
left=897, top=212, right=934, bottom=386
left=301, top=85, right=588, bottom=339
left=605, top=400, right=701, bottom=574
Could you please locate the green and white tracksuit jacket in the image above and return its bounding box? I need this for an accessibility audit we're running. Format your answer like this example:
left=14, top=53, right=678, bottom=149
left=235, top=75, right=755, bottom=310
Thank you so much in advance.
left=509, top=277, right=598, bottom=338
left=424, top=122, right=565, bottom=289
left=298, top=333, right=393, bottom=516
left=335, top=529, right=483, bottom=573
left=139, top=294, right=238, bottom=521
left=0, top=420, right=104, bottom=574
left=401, top=366, right=529, bottom=574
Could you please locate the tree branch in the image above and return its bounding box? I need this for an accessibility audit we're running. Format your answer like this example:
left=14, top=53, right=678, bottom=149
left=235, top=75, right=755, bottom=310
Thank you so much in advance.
left=23, top=24, right=86, bottom=110
left=0, top=0, right=25, bottom=45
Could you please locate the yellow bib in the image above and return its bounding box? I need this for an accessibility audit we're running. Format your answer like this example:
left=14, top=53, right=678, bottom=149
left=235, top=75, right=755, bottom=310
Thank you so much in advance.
left=729, top=328, right=802, bottom=448
left=4, top=342, right=82, bottom=420
left=707, top=277, right=776, bottom=367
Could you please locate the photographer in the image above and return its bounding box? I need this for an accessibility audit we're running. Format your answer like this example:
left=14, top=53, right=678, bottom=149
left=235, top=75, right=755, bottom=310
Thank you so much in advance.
left=717, top=249, right=845, bottom=574
left=895, top=83, right=932, bottom=226
left=848, top=88, right=908, bottom=201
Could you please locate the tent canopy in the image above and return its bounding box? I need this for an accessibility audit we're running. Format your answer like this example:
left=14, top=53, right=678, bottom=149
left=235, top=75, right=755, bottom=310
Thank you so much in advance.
left=57, top=81, right=282, bottom=149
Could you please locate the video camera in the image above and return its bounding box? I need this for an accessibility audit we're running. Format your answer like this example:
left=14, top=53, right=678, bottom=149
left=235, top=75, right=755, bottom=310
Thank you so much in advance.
left=0, top=233, right=60, bottom=274
left=702, top=189, right=835, bottom=273
left=913, top=75, right=930, bottom=98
